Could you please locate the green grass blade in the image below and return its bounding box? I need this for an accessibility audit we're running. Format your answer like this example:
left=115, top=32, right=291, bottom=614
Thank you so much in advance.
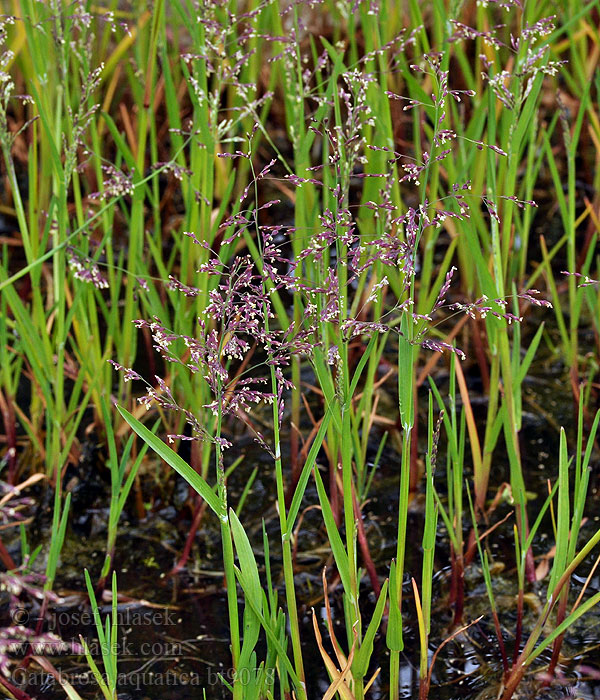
left=117, top=406, right=220, bottom=515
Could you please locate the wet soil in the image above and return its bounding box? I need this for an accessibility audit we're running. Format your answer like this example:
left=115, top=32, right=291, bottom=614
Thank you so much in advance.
left=2, top=348, right=599, bottom=700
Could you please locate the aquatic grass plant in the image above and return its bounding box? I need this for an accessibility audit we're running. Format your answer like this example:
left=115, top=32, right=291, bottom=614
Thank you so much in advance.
left=1, top=0, right=600, bottom=698
left=467, top=396, right=600, bottom=700
left=81, top=570, right=118, bottom=700
left=0, top=3, right=105, bottom=482
left=97, top=397, right=157, bottom=589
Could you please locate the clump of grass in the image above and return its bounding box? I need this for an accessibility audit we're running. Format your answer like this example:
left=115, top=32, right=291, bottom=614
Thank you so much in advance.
left=1, top=1, right=600, bottom=699
left=81, top=570, right=119, bottom=700
left=468, top=395, right=600, bottom=700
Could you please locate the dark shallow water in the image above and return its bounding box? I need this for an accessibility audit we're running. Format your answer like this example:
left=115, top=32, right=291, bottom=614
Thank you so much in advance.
left=2, top=355, right=600, bottom=700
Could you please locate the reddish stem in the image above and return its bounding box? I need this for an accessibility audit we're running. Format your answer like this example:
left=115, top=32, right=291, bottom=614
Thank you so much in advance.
left=351, top=485, right=380, bottom=596
left=0, top=671, right=35, bottom=700
left=0, top=537, right=16, bottom=570
left=491, top=608, right=509, bottom=676
left=170, top=496, right=206, bottom=576
left=545, top=584, right=570, bottom=683
left=0, top=389, right=18, bottom=484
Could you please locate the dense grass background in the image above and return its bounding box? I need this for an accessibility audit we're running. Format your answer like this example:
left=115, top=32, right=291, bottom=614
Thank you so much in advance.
left=1, top=1, right=600, bottom=698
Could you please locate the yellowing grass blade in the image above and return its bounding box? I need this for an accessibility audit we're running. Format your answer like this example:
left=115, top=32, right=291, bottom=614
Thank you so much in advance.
left=312, top=609, right=357, bottom=700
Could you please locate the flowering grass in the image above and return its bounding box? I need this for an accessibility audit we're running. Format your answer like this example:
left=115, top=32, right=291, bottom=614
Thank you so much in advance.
left=1, top=1, right=600, bottom=699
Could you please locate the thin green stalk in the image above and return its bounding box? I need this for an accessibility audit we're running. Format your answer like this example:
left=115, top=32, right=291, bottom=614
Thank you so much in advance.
left=250, top=155, right=307, bottom=698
